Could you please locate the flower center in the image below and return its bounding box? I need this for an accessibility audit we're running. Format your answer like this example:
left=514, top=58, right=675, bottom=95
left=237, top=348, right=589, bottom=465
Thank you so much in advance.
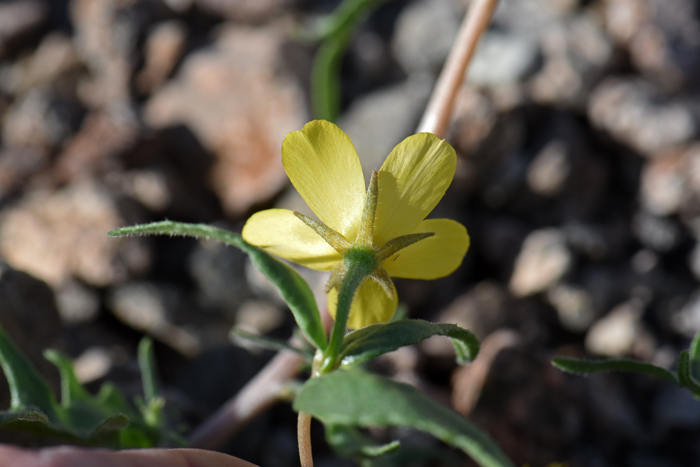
left=294, top=171, right=434, bottom=298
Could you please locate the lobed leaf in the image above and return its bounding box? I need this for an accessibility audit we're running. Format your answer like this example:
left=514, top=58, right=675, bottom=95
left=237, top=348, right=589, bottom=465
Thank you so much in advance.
left=552, top=357, right=679, bottom=385
left=294, top=368, right=514, bottom=467
left=340, top=320, right=479, bottom=367
left=109, top=221, right=327, bottom=351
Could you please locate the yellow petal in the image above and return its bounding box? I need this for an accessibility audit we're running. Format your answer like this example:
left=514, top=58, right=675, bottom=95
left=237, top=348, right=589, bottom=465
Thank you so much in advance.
left=242, top=209, right=342, bottom=270
left=382, top=219, right=469, bottom=279
left=328, top=276, right=398, bottom=329
left=282, top=120, right=366, bottom=239
left=374, top=133, right=457, bottom=245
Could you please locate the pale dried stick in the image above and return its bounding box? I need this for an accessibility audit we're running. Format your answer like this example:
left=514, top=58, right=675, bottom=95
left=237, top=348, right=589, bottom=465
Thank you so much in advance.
left=188, top=347, right=307, bottom=449
left=297, top=411, right=314, bottom=466
left=416, top=0, right=500, bottom=139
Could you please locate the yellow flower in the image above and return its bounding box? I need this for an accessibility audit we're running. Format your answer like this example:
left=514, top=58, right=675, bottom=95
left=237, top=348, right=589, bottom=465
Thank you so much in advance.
left=242, top=120, right=469, bottom=329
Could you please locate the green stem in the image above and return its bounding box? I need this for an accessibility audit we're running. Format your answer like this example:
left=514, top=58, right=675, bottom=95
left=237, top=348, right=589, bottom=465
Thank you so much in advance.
left=321, top=259, right=372, bottom=372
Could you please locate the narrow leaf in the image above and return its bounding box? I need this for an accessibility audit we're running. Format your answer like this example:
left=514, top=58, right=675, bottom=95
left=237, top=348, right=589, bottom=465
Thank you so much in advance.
left=138, top=338, right=159, bottom=402
left=340, top=320, right=480, bottom=367
left=231, top=329, right=312, bottom=359
left=295, top=369, right=514, bottom=467
left=678, top=351, right=700, bottom=396
left=43, top=350, right=92, bottom=407
left=362, top=440, right=401, bottom=457
left=109, top=222, right=327, bottom=351
left=0, top=325, right=60, bottom=419
left=552, top=357, right=679, bottom=385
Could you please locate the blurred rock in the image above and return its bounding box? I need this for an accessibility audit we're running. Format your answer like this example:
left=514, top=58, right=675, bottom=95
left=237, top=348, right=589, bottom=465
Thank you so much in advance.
left=424, top=282, right=509, bottom=353
left=0, top=147, right=47, bottom=201
left=145, top=25, right=306, bottom=216
left=670, top=290, right=700, bottom=338
left=0, top=32, right=81, bottom=96
left=194, top=0, right=292, bottom=23
left=0, top=181, right=148, bottom=287
left=640, top=149, right=687, bottom=216
left=585, top=299, right=655, bottom=358
left=527, top=140, right=570, bottom=197
left=54, top=112, right=139, bottom=183
left=510, top=228, right=572, bottom=297
left=136, top=20, right=187, bottom=95
left=602, top=0, right=648, bottom=46
left=72, top=346, right=112, bottom=384
left=337, top=74, right=433, bottom=178
left=108, top=282, right=201, bottom=357
left=468, top=32, right=539, bottom=89
left=391, top=0, right=463, bottom=74
left=588, top=78, right=696, bottom=156
left=2, top=87, right=81, bottom=151
left=547, top=284, right=595, bottom=332
left=234, top=299, right=284, bottom=335
left=690, top=242, right=700, bottom=282
left=633, top=210, right=682, bottom=252
left=628, top=0, right=700, bottom=92
left=54, top=280, right=100, bottom=325
left=188, top=238, right=250, bottom=313
left=529, top=15, right=613, bottom=107
left=0, top=0, right=48, bottom=58
left=70, top=0, right=151, bottom=111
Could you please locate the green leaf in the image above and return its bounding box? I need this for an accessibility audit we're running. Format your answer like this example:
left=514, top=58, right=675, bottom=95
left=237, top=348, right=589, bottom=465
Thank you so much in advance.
left=109, top=221, right=327, bottom=351
left=138, top=338, right=160, bottom=403
left=294, top=369, right=514, bottom=467
left=678, top=351, right=700, bottom=396
left=689, top=329, right=700, bottom=382
left=552, top=357, right=679, bottom=385
left=231, top=328, right=312, bottom=359
left=309, top=0, right=393, bottom=121
left=340, top=320, right=480, bottom=367
left=43, top=350, right=93, bottom=407
left=0, top=325, right=61, bottom=419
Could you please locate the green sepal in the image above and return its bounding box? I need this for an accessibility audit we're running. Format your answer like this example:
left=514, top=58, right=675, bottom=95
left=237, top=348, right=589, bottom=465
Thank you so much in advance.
left=340, top=320, right=480, bottom=367
left=109, top=221, right=327, bottom=351
left=552, top=356, right=679, bottom=386
left=294, top=368, right=514, bottom=467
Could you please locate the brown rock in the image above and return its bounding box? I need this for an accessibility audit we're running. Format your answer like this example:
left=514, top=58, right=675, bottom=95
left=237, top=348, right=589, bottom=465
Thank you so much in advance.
left=509, top=229, right=572, bottom=297
left=194, top=0, right=293, bottom=23
left=640, top=149, right=687, bottom=216
left=145, top=25, right=307, bottom=216
left=0, top=182, right=149, bottom=287
left=0, top=147, right=47, bottom=200
left=588, top=78, right=696, bottom=156
left=136, top=20, right=187, bottom=95
left=0, top=32, right=81, bottom=96
left=0, top=0, right=48, bottom=58
left=54, top=112, right=139, bottom=183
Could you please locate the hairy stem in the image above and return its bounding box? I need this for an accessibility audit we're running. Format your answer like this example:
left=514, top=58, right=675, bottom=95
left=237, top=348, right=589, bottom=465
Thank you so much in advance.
left=416, top=0, right=500, bottom=138
left=297, top=411, right=314, bottom=466
left=322, top=259, right=373, bottom=372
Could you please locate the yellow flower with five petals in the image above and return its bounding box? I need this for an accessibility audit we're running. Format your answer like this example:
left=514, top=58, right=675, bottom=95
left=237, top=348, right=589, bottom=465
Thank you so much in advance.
left=242, top=120, right=469, bottom=329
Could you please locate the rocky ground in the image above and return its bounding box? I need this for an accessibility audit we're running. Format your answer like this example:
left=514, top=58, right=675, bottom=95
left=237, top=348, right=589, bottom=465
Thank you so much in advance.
left=1, top=0, right=700, bottom=465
